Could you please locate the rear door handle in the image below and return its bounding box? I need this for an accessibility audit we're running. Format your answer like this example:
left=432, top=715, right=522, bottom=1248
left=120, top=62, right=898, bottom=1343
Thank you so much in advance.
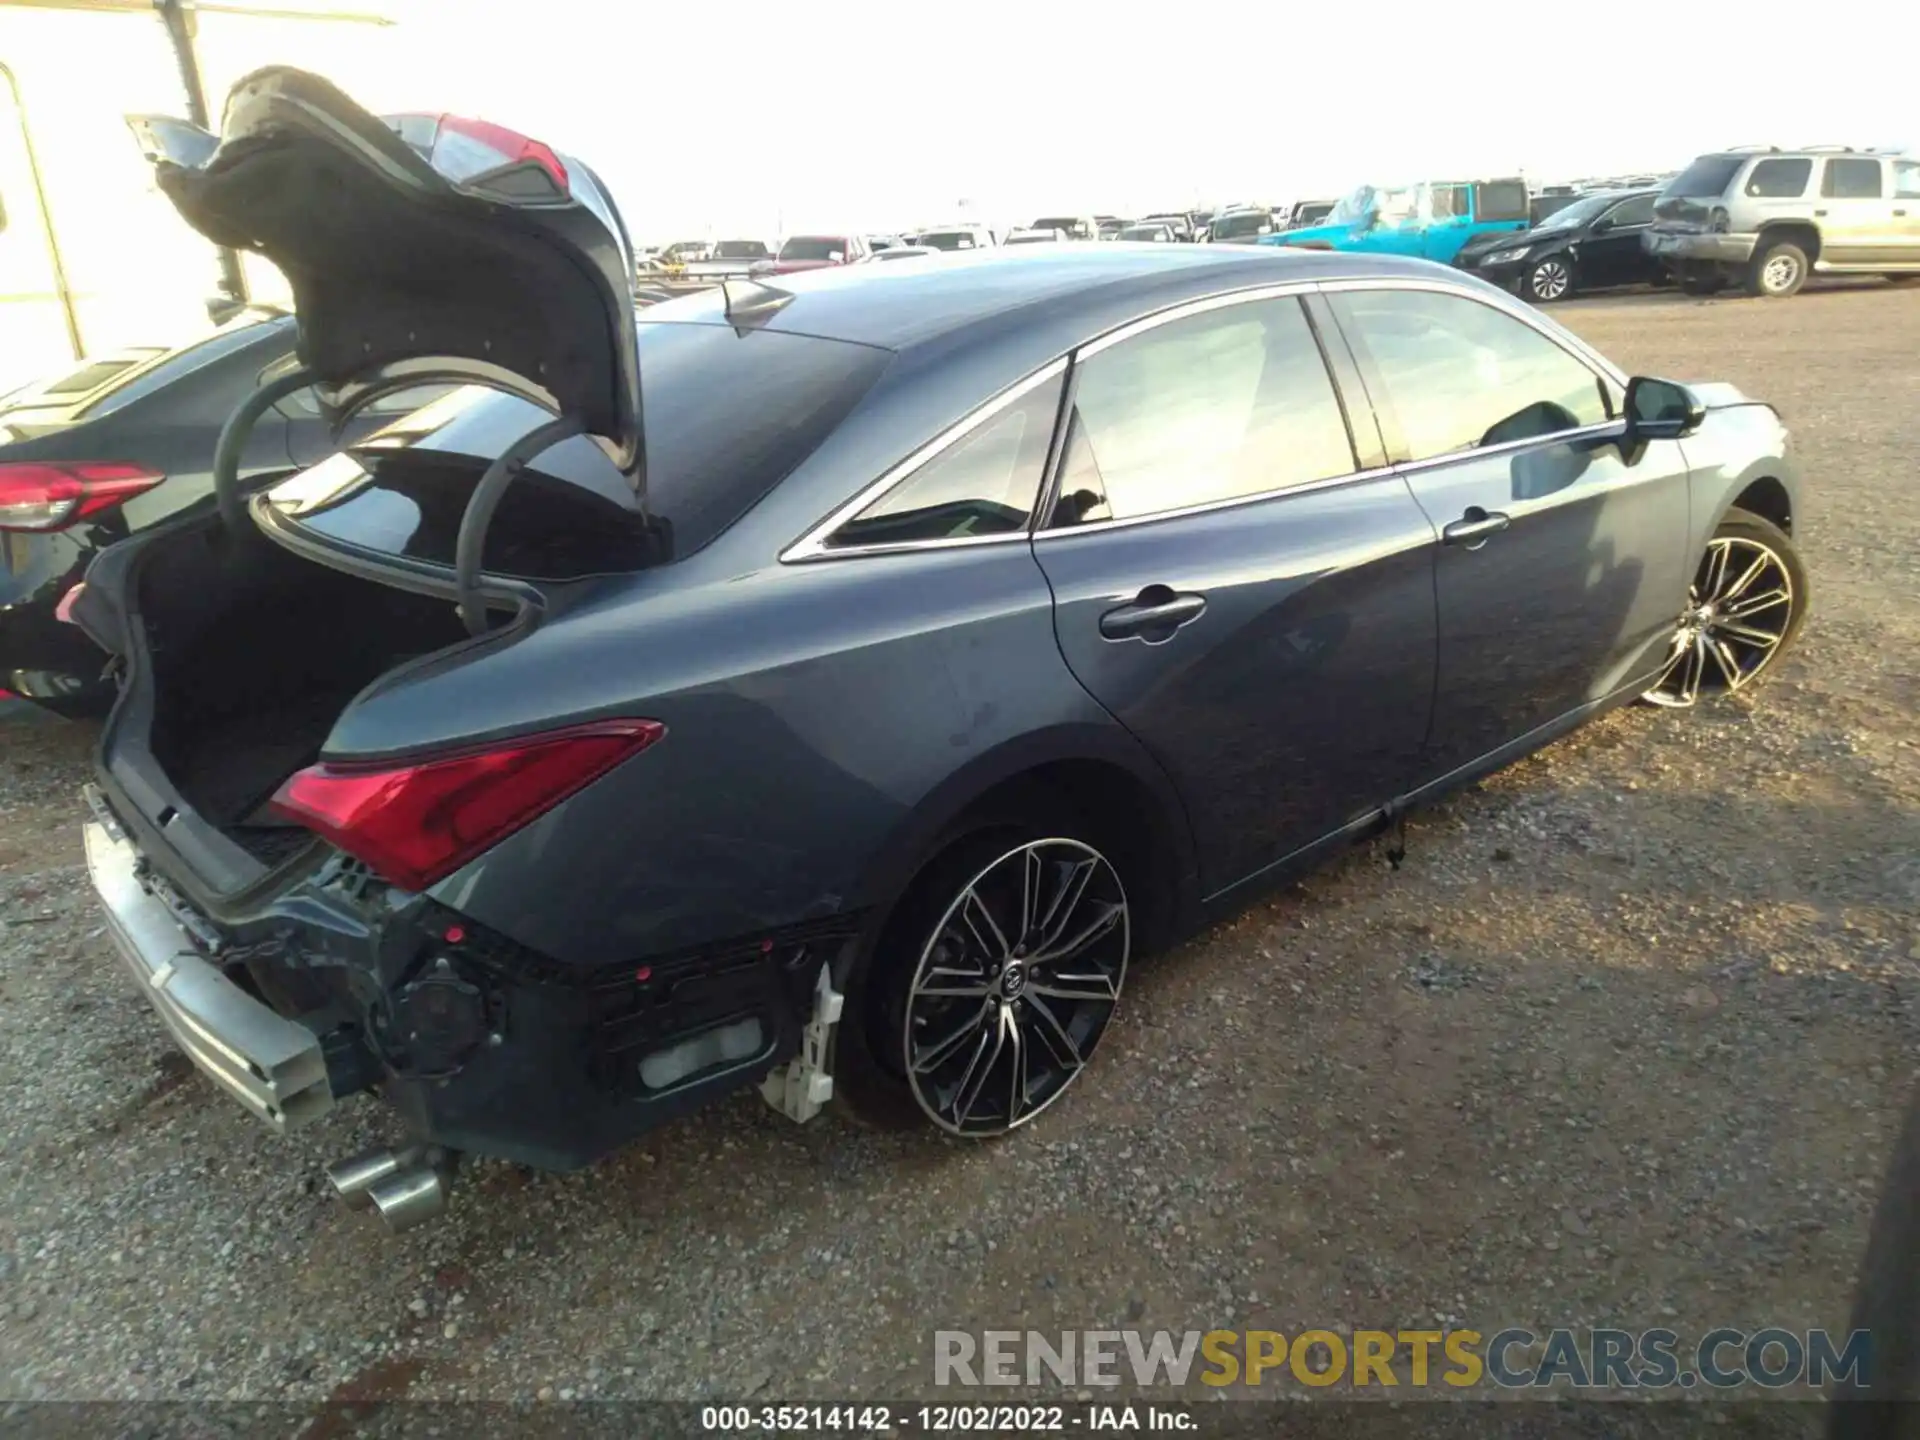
left=1896, top=209, right=1910, bottom=217
left=1099, top=586, right=1207, bottom=642
left=1442, top=507, right=1511, bottom=548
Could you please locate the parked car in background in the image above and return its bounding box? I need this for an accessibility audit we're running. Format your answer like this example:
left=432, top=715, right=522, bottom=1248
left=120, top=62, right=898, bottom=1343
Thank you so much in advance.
left=760, top=233, right=872, bottom=275
left=915, top=225, right=994, bottom=252
left=1455, top=188, right=1663, bottom=302
left=1096, top=216, right=1127, bottom=240
left=1529, top=193, right=1581, bottom=225
left=1209, top=207, right=1280, bottom=243
left=0, top=309, right=447, bottom=714
left=866, top=234, right=909, bottom=251
left=1644, top=146, right=1920, bottom=297
left=712, top=239, right=770, bottom=263
left=859, top=245, right=940, bottom=262
left=1030, top=214, right=1098, bottom=241
left=1282, top=199, right=1336, bottom=229
left=1118, top=222, right=1177, bottom=242
left=1004, top=226, right=1068, bottom=245
left=1142, top=212, right=1195, bottom=242
left=659, top=239, right=711, bottom=264
left=1263, top=177, right=1530, bottom=263
left=87, top=81, right=1810, bottom=1217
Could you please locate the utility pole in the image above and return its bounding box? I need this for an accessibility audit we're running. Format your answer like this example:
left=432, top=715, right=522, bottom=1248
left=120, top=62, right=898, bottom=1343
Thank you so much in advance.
left=150, top=0, right=251, bottom=320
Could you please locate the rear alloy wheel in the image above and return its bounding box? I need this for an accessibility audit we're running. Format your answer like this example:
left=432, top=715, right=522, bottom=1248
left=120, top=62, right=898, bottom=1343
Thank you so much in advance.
left=900, top=837, right=1129, bottom=1137
left=1643, top=510, right=1807, bottom=708
left=1747, top=239, right=1809, bottom=298
left=1526, top=255, right=1575, bottom=303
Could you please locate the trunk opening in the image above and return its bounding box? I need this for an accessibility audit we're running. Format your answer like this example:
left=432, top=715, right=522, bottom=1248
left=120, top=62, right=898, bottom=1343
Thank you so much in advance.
left=132, top=519, right=477, bottom=863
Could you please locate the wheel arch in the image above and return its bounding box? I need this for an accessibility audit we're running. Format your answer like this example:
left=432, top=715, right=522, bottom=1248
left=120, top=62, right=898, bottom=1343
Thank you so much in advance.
left=847, top=723, right=1200, bottom=958
left=1727, top=474, right=1793, bottom=535
left=1755, top=219, right=1822, bottom=263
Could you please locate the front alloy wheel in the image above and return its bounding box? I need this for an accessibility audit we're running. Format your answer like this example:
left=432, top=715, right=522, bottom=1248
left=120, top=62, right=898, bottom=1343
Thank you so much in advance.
left=1527, top=256, right=1573, bottom=302
left=903, top=838, right=1128, bottom=1137
left=1644, top=525, right=1799, bottom=708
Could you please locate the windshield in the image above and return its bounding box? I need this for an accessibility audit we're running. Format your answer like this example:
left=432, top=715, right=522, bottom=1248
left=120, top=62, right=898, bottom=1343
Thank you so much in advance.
left=1119, top=226, right=1166, bottom=240
left=779, top=236, right=849, bottom=261
left=1032, top=217, right=1085, bottom=237
left=1532, top=193, right=1613, bottom=232
left=1327, top=187, right=1376, bottom=225
left=1665, top=156, right=1743, bottom=199
left=919, top=231, right=976, bottom=251
left=713, top=241, right=766, bottom=258
left=1006, top=232, right=1056, bottom=245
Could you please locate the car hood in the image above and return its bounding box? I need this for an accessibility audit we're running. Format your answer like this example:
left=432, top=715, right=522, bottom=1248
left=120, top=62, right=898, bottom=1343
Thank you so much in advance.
left=1456, top=229, right=1540, bottom=263
left=129, top=66, right=644, bottom=478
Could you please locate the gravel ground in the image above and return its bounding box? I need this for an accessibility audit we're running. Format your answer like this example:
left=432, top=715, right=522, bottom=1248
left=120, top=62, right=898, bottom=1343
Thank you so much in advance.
left=3, top=283, right=1918, bottom=1415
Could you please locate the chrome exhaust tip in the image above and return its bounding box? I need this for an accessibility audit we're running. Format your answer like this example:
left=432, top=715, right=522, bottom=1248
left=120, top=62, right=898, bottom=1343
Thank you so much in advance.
left=366, top=1163, right=448, bottom=1233
left=326, top=1146, right=408, bottom=1210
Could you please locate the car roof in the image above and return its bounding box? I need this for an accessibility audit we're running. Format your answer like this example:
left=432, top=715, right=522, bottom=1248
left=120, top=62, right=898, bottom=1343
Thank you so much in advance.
left=643, top=244, right=1452, bottom=357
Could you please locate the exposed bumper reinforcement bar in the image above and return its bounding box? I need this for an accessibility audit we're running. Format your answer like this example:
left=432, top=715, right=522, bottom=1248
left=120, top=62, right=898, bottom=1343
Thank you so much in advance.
left=83, top=809, right=332, bottom=1131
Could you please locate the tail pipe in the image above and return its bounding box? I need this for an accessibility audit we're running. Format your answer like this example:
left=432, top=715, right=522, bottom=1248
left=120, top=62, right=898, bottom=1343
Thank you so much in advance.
left=326, top=1144, right=460, bottom=1232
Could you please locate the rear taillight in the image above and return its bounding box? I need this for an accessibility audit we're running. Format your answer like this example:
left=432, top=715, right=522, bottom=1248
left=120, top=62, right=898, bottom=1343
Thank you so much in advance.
left=0, top=462, right=164, bottom=533
left=268, top=719, right=664, bottom=892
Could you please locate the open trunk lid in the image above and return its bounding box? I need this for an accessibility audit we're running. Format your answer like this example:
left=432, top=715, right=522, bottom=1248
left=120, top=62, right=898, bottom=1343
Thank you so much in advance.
left=128, top=66, right=644, bottom=476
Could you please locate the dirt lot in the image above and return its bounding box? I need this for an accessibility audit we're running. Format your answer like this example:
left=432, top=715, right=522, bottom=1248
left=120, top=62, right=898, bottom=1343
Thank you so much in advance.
left=3, top=284, right=1918, bottom=1413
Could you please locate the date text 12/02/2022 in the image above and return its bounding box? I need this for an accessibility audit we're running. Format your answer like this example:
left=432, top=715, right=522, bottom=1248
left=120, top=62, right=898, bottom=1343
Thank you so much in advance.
left=701, top=1405, right=1192, bottom=1431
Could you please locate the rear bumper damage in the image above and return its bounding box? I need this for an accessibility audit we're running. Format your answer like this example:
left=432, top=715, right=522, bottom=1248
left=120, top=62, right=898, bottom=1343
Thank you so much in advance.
left=83, top=799, right=333, bottom=1130
left=82, top=782, right=853, bottom=1175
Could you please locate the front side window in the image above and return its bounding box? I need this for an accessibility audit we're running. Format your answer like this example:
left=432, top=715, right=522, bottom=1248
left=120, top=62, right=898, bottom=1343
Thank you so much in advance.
left=1745, top=159, right=1813, bottom=198
left=1047, top=295, right=1355, bottom=527
left=1823, top=158, right=1884, bottom=199
left=1604, top=195, right=1656, bottom=228
left=827, top=374, right=1064, bottom=548
left=1329, top=288, right=1609, bottom=463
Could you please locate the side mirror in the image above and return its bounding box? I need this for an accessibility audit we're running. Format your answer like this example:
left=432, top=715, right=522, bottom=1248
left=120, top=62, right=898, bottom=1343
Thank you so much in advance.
left=1624, top=376, right=1705, bottom=441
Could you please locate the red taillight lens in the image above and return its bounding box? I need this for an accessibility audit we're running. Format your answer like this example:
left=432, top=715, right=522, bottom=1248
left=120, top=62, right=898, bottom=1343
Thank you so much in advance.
left=0, top=462, right=164, bottom=532
left=268, top=719, right=663, bottom=892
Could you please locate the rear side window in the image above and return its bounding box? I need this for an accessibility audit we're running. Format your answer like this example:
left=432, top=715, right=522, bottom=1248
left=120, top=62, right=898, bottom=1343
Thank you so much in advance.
left=1745, top=159, right=1812, bottom=197
left=1666, top=155, right=1743, bottom=199
left=1823, top=158, right=1884, bottom=199
left=1604, top=195, right=1656, bottom=227
left=827, top=374, right=1064, bottom=548
left=1330, top=289, right=1609, bottom=463
left=1048, top=295, right=1355, bottom=526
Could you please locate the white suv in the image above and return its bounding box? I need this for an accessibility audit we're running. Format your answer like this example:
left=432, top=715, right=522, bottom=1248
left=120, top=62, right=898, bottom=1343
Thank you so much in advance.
left=1644, top=146, right=1920, bottom=297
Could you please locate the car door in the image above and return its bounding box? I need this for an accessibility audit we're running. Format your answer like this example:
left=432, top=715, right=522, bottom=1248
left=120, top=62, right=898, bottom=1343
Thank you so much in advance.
left=1582, top=193, right=1656, bottom=286
left=1031, top=290, right=1438, bottom=897
left=1892, top=160, right=1920, bottom=267
left=1324, top=283, right=1691, bottom=779
left=1818, top=156, right=1895, bottom=265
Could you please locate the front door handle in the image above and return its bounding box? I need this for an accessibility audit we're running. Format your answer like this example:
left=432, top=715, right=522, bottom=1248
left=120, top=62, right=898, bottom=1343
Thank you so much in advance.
left=1442, top=507, right=1511, bottom=548
left=1099, top=586, right=1207, bottom=642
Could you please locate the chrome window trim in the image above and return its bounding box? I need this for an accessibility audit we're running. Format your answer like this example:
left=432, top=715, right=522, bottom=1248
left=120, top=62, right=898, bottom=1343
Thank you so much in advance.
left=780, top=358, right=1068, bottom=564
left=781, top=271, right=1631, bottom=562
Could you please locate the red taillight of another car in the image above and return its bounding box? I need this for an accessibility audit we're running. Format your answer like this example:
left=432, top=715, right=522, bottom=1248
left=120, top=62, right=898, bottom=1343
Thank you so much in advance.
left=0, top=462, right=165, bottom=532
left=268, top=720, right=665, bottom=892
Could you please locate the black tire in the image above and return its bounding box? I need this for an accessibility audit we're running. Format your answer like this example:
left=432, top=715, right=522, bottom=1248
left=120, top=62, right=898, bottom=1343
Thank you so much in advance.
left=1678, top=274, right=1726, bottom=296
left=1827, top=1082, right=1920, bottom=1432
left=1642, top=507, right=1809, bottom=708
left=833, top=803, right=1131, bottom=1137
left=1524, top=254, right=1576, bottom=303
left=1747, top=238, right=1810, bottom=297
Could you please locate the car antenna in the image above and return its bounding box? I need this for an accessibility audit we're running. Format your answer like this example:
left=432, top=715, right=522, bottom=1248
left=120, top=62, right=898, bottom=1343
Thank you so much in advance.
left=720, top=278, right=795, bottom=332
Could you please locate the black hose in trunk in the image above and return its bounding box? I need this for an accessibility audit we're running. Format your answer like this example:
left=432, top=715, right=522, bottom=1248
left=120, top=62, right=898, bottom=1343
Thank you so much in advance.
left=453, top=411, right=585, bottom=635
left=211, top=365, right=317, bottom=536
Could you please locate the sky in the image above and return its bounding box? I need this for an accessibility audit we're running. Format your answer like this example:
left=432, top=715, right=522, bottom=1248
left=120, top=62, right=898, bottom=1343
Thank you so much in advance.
left=1, top=0, right=1916, bottom=374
